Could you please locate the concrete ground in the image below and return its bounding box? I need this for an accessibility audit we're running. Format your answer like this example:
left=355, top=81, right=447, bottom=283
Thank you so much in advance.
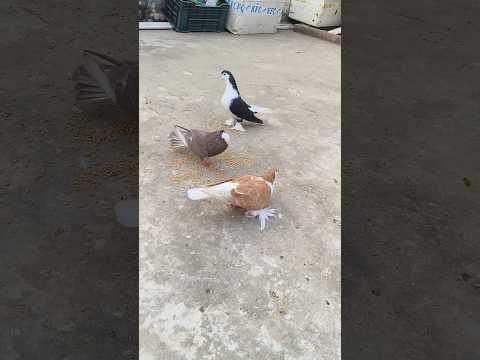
left=139, top=30, right=341, bottom=359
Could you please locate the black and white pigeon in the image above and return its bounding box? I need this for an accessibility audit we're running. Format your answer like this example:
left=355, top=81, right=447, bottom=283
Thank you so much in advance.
left=73, top=50, right=138, bottom=115
left=169, top=125, right=230, bottom=166
left=220, top=70, right=271, bottom=132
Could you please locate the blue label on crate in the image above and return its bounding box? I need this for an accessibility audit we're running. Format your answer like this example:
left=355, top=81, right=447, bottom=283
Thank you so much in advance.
left=226, top=0, right=283, bottom=16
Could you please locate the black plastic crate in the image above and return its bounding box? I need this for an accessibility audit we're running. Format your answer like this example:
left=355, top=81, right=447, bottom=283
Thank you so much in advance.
left=167, top=0, right=230, bottom=32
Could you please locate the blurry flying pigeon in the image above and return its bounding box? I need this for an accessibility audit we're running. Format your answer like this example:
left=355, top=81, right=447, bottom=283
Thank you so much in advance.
left=73, top=50, right=138, bottom=115
left=187, top=168, right=278, bottom=230
left=169, top=125, right=230, bottom=166
left=221, top=70, right=272, bottom=132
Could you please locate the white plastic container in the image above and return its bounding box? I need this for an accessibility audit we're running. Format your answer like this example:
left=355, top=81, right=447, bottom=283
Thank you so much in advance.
left=288, top=0, right=341, bottom=28
left=226, top=0, right=286, bottom=34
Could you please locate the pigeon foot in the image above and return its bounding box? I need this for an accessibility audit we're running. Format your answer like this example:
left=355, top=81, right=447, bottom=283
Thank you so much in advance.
left=201, top=158, right=213, bottom=168
left=231, top=122, right=246, bottom=132
left=245, top=207, right=277, bottom=230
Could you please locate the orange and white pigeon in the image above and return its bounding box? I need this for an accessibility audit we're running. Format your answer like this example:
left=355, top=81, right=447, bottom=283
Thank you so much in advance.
left=187, top=168, right=278, bottom=230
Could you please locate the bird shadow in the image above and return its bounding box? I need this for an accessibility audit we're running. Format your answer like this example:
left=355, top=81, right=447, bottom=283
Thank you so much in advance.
left=186, top=201, right=250, bottom=228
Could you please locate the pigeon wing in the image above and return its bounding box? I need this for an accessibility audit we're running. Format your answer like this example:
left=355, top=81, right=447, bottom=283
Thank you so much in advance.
left=230, top=97, right=263, bottom=123
left=229, top=97, right=255, bottom=119
left=230, top=176, right=271, bottom=210
left=81, top=51, right=118, bottom=102
left=110, top=62, right=138, bottom=113
left=206, top=178, right=235, bottom=187
left=205, top=131, right=228, bottom=157
left=188, top=130, right=210, bottom=159
left=173, top=126, right=193, bottom=145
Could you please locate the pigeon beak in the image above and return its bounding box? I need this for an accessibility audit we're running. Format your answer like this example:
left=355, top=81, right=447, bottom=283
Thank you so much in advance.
left=221, top=131, right=230, bottom=143
left=272, top=168, right=279, bottom=181
left=262, top=168, right=277, bottom=184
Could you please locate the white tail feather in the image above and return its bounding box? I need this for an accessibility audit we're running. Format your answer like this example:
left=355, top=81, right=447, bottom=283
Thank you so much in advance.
left=249, top=105, right=272, bottom=114
left=169, top=126, right=189, bottom=148
left=187, top=188, right=210, bottom=200
left=187, top=182, right=238, bottom=201
left=169, top=133, right=186, bottom=148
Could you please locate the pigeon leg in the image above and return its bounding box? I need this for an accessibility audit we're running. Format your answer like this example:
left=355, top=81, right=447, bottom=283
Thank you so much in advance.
left=245, top=208, right=277, bottom=230
left=201, top=158, right=213, bottom=167
left=231, top=122, right=246, bottom=132
left=230, top=202, right=241, bottom=209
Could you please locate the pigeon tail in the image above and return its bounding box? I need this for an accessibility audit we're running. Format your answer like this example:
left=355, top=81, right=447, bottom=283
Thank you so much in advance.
left=168, top=132, right=185, bottom=148
left=246, top=113, right=263, bottom=124
left=249, top=105, right=272, bottom=114
left=73, top=65, right=111, bottom=103
left=187, top=181, right=238, bottom=201
left=245, top=207, right=277, bottom=231
left=187, top=188, right=210, bottom=200
left=169, top=125, right=190, bottom=148
left=73, top=50, right=119, bottom=104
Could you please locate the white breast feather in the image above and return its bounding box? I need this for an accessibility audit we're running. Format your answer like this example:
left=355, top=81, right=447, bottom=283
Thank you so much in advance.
left=221, top=82, right=238, bottom=110
left=261, top=178, right=274, bottom=195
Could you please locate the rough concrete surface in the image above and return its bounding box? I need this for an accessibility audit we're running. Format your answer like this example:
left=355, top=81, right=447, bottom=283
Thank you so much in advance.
left=140, top=30, right=341, bottom=359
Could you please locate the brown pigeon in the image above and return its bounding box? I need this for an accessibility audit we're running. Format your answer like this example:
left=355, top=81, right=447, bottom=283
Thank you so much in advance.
left=72, top=50, right=138, bottom=115
left=169, top=125, right=230, bottom=166
left=187, top=168, right=278, bottom=230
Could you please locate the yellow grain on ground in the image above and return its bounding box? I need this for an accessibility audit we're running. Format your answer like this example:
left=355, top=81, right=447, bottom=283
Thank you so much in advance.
left=73, top=160, right=137, bottom=190
left=166, top=140, right=256, bottom=186
left=217, top=153, right=255, bottom=168
left=168, top=170, right=203, bottom=185
left=169, top=152, right=198, bottom=167
left=111, top=120, right=138, bottom=137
